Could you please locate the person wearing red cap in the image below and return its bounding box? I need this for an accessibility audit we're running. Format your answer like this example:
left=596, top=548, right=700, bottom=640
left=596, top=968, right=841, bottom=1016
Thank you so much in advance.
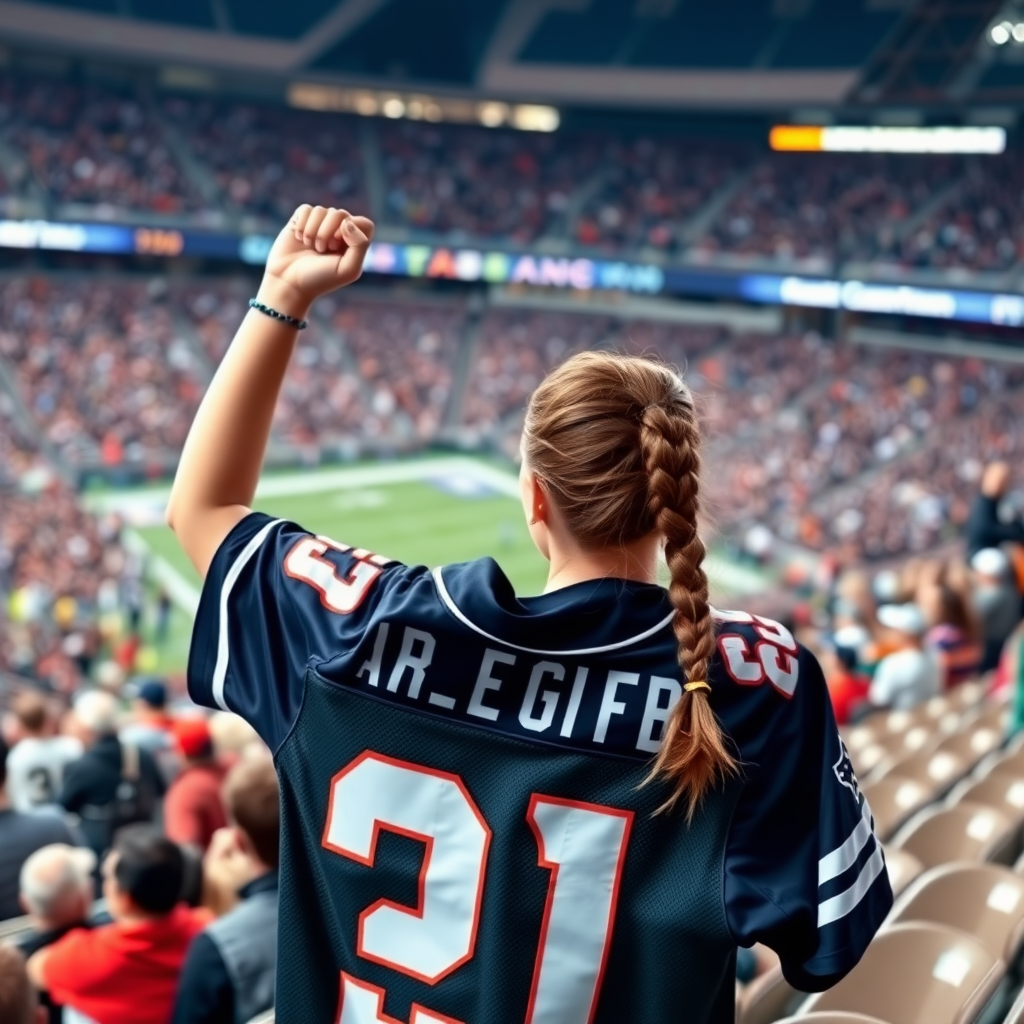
left=163, top=720, right=227, bottom=853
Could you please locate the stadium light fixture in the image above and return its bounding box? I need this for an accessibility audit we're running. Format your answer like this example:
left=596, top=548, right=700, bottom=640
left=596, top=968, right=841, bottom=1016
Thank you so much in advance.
left=288, top=83, right=559, bottom=132
left=991, top=21, right=1011, bottom=43
left=770, top=124, right=1006, bottom=154
left=989, top=19, right=1024, bottom=43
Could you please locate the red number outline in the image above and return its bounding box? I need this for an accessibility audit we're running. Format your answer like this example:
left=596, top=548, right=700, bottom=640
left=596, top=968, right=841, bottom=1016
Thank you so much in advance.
left=321, top=751, right=492, bottom=986
left=524, top=794, right=634, bottom=1024
left=336, top=972, right=465, bottom=1024
left=284, top=536, right=383, bottom=615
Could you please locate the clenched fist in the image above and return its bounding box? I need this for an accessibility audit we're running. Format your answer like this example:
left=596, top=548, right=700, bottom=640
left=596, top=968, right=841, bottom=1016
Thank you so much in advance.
left=258, top=205, right=375, bottom=319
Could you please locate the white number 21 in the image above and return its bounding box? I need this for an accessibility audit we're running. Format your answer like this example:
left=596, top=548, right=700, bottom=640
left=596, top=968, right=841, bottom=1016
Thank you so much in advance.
left=322, top=752, right=633, bottom=1024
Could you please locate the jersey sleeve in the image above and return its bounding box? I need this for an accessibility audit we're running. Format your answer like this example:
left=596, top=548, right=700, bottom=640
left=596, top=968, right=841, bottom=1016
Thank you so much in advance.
left=721, top=631, right=892, bottom=992
left=187, top=511, right=408, bottom=753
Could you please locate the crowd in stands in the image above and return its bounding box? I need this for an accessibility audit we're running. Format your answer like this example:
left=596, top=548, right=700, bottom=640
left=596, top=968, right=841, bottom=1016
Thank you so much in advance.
left=0, top=72, right=1020, bottom=274
left=0, top=77, right=203, bottom=218
left=0, top=271, right=1022, bottom=563
left=161, top=97, right=367, bottom=226
left=809, top=465, right=1024, bottom=728
left=379, top=121, right=601, bottom=244
left=0, top=684, right=279, bottom=1024
left=0, top=276, right=204, bottom=467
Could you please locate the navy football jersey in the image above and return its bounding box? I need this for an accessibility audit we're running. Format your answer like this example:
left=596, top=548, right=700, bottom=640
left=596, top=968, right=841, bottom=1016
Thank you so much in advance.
left=188, top=513, right=892, bottom=1024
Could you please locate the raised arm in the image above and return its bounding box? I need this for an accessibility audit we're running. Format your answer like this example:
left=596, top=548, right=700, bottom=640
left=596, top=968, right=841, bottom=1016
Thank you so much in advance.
left=166, top=206, right=373, bottom=577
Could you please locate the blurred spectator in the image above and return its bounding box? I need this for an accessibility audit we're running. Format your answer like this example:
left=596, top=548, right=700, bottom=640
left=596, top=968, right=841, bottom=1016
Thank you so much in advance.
left=822, top=626, right=870, bottom=725
left=14, top=845, right=97, bottom=1024
left=172, top=757, right=280, bottom=1024
left=966, top=462, right=1024, bottom=558
left=0, top=736, right=77, bottom=921
left=971, top=548, right=1022, bottom=673
left=207, top=713, right=261, bottom=769
left=163, top=719, right=227, bottom=853
left=920, top=583, right=983, bottom=688
left=26, top=825, right=211, bottom=1024
left=868, top=604, right=942, bottom=709
left=0, top=945, right=45, bottom=1024
left=5, top=692, right=83, bottom=813
left=58, top=692, right=165, bottom=860
left=120, top=679, right=178, bottom=780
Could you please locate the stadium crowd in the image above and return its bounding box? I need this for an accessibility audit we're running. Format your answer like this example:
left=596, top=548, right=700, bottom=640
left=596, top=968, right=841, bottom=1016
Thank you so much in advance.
left=0, top=273, right=1022, bottom=564
left=0, top=72, right=1020, bottom=273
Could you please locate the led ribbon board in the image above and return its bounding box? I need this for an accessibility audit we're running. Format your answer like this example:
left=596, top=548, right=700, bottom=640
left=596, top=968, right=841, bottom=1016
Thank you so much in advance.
left=770, top=125, right=1007, bottom=155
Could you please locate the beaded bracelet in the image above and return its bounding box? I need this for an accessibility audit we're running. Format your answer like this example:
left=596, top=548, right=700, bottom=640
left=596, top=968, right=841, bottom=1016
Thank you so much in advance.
left=248, top=298, right=308, bottom=331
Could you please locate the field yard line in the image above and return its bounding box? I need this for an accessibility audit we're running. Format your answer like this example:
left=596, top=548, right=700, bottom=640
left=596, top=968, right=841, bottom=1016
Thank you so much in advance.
left=86, top=456, right=518, bottom=515
left=122, top=529, right=201, bottom=617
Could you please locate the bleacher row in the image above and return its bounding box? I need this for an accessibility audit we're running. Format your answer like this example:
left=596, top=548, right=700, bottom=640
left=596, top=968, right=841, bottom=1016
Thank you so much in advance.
left=0, top=73, right=1022, bottom=274
left=738, top=681, right=1024, bottom=1024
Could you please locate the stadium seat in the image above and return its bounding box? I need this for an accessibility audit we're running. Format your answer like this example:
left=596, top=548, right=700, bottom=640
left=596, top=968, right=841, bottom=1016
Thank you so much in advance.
left=799, top=922, right=1004, bottom=1024
left=949, top=775, right=1024, bottom=851
left=871, top=748, right=968, bottom=796
left=736, top=965, right=804, bottom=1024
left=950, top=681, right=989, bottom=711
left=884, top=846, right=924, bottom=898
left=855, top=729, right=940, bottom=780
left=935, top=728, right=1005, bottom=772
left=861, top=776, right=932, bottom=842
left=892, top=803, right=1016, bottom=870
left=774, top=1015, right=893, bottom=1024
left=885, top=863, right=1024, bottom=963
left=983, top=749, right=1024, bottom=780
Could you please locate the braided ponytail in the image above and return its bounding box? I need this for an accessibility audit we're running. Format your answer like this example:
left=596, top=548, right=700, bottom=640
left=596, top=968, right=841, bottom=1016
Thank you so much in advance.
left=640, top=403, right=736, bottom=818
left=523, top=350, right=736, bottom=820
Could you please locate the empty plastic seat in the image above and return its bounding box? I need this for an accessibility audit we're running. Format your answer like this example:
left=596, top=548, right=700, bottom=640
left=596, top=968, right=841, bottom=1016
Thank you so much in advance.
left=949, top=681, right=988, bottom=710
left=935, top=728, right=1004, bottom=771
left=800, top=922, right=1004, bottom=1024
left=884, top=846, right=924, bottom=898
left=861, top=776, right=932, bottom=843
left=892, top=803, right=1016, bottom=870
left=983, top=748, right=1024, bottom=780
left=950, top=775, right=1024, bottom=837
left=972, top=703, right=1010, bottom=736
left=775, top=1015, right=892, bottom=1024
left=886, top=863, right=1024, bottom=962
left=736, top=964, right=803, bottom=1024
left=872, top=748, right=967, bottom=795
left=845, top=720, right=883, bottom=753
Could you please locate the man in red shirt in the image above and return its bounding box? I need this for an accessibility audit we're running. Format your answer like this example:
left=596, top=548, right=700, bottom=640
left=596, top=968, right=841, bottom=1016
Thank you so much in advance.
left=27, top=825, right=210, bottom=1024
left=164, top=719, right=228, bottom=852
left=824, top=626, right=871, bottom=725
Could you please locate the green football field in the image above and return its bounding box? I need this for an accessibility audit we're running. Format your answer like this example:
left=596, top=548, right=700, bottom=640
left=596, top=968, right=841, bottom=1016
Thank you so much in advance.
left=87, top=456, right=768, bottom=675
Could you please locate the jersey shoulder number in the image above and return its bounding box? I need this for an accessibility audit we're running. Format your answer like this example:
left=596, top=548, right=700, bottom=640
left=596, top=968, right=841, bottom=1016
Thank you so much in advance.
left=284, top=534, right=396, bottom=615
left=713, top=609, right=799, bottom=699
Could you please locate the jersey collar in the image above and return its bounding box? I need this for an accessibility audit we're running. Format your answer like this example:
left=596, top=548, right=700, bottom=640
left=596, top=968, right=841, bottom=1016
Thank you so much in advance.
left=433, top=558, right=674, bottom=656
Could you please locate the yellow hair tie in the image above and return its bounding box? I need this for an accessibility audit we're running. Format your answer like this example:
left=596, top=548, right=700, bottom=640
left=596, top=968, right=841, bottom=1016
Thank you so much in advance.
left=684, top=680, right=711, bottom=694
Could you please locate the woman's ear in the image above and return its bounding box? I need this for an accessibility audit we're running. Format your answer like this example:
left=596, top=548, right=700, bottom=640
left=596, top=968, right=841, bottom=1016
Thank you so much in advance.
left=530, top=475, right=548, bottom=527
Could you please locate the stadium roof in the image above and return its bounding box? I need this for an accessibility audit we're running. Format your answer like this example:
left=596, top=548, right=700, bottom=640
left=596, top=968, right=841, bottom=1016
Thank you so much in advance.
left=0, top=0, right=1020, bottom=110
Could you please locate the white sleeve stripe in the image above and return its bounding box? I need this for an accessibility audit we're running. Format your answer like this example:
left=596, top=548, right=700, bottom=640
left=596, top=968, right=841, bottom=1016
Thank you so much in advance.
left=818, top=799, right=873, bottom=886
left=817, top=841, right=885, bottom=927
left=212, top=518, right=285, bottom=712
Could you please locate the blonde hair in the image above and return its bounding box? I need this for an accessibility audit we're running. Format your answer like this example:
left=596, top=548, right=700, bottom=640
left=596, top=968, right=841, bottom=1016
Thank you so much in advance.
left=523, top=350, right=736, bottom=817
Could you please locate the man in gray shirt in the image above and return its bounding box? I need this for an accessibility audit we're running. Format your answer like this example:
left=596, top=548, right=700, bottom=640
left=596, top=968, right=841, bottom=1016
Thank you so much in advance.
left=0, top=737, right=77, bottom=921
